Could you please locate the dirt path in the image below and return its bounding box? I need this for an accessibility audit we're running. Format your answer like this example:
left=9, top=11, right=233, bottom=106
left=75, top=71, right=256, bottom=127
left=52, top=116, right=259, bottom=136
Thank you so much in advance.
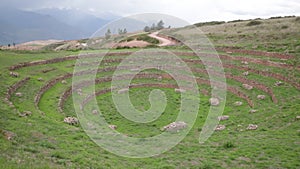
left=149, top=32, right=177, bottom=46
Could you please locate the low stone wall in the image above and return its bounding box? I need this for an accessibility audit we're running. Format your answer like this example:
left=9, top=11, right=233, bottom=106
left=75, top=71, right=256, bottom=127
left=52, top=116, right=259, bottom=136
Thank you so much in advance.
left=6, top=77, right=30, bottom=101
left=217, top=47, right=294, bottom=59
left=34, top=74, right=72, bottom=108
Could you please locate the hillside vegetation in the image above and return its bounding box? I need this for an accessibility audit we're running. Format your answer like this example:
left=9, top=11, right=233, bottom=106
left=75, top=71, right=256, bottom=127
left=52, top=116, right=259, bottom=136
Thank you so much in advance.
left=0, top=17, right=299, bottom=168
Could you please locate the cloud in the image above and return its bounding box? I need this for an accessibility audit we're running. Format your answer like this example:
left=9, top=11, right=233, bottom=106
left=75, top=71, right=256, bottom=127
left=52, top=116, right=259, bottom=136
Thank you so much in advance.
left=0, top=0, right=299, bottom=23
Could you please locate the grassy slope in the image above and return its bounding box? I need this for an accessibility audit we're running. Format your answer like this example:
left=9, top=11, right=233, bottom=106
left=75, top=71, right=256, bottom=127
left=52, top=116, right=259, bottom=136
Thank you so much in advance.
left=0, top=17, right=299, bottom=168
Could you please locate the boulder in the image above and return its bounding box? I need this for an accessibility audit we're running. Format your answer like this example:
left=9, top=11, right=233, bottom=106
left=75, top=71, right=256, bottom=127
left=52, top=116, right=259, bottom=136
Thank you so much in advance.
left=218, top=115, right=229, bottom=121
left=209, top=98, right=220, bottom=106
left=92, top=110, right=99, bottom=115
left=296, top=116, right=300, bottom=120
left=163, top=121, right=187, bottom=132
left=247, top=124, right=258, bottom=130
left=76, top=89, right=82, bottom=95
left=61, top=80, right=67, bottom=84
left=19, top=111, right=32, bottom=117
left=242, top=84, right=253, bottom=90
left=234, top=101, right=243, bottom=106
left=10, top=72, right=19, bottom=77
left=109, top=125, right=117, bottom=130
left=249, top=109, right=258, bottom=113
left=275, top=81, right=284, bottom=86
left=241, top=61, right=249, bottom=65
left=15, top=92, right=22, bottom=97
left=215, top=125, right=226, bottom=131
left=257, top=95, right=266, bottom=100
left=242, top=71, right=249, bottom=76
left=37, top=77, right=43, bottom=81
left=1, top=130, right=16, bottom=141
left=64, top=117, right=79, bottom=125
left=175, top=88, right=186, bottom=93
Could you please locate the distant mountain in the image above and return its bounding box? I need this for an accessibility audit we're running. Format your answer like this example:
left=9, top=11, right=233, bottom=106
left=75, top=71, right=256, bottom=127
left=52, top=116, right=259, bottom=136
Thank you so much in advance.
left=0, top=7, right=86, bottom=45
left=35, top=8, right=113, bottom=36
left=0, top=8, right=121, bottom=45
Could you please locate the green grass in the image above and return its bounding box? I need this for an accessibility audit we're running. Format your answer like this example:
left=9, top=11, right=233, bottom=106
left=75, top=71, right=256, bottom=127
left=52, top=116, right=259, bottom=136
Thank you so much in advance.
left=0, top=17, right=300, bottom=168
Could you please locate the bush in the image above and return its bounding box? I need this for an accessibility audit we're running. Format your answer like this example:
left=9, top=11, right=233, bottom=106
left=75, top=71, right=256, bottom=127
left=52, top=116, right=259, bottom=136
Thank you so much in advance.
left=223, top=141, right=235, bottom=148
left=281, top=25, right=289, bottom=29
left=194, top=21, right=225, bottom=27
left=295, top=17, right=300, bottom=23
left=136, top=35, right=159, bottom=44
left=246, top=20, right=263, bottom=26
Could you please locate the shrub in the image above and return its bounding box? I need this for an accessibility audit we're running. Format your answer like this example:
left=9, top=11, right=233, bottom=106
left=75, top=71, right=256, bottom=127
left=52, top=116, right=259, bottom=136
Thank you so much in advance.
left=136, top=35, right=159, bottom=44
left=281, top=25, right=289, bottom=29
left=194, top=21, right=225, bottom=27
left=223, top=141, right=235, bottom=148
left=295, top=17, right=300, bottom=23
left=246, top=20, right=263, bottom=26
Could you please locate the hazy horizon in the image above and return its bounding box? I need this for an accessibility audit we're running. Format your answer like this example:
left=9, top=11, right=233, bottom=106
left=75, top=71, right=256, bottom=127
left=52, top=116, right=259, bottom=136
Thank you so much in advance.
left=1, top=0, right=299, bottom=24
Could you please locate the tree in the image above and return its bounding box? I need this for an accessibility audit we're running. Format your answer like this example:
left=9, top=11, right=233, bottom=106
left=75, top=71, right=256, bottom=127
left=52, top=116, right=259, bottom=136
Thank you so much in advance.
left=105, top=29, right=111, bottom=39
left=157, top=20, right=164, bottom=30
left=8, top=44, right=11, bottom=47
left=144, top=26, right=151, bottom=32
left=118, top=28, right=127, bottom=35
left=151, top=23, right=156, bottom=30
left=118, top=28, right=123, bottom=35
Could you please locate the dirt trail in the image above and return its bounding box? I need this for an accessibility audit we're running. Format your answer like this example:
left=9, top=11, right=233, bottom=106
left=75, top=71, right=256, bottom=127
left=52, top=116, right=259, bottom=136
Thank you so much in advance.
left=149, top=32, right=177, bottom=46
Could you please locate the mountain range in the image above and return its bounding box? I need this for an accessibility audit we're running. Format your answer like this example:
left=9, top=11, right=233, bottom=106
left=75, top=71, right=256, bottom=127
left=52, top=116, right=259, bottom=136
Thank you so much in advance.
left=0, top=8, right=118, bottom=45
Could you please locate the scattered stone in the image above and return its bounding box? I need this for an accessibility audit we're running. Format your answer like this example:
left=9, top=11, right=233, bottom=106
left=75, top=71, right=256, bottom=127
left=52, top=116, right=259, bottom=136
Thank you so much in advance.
left=15, top=92, right=22, bottom=97
left=218, top=115, right=229, bottom=121
left=109, top=125, right=117, bottom=130
left=242, top=71, right=249, bottom=76
left=157, top=76, right=162, bottom=81
left=76, top=89, right=82, bottom=95
left=19, top=111, right=32, bottom=117
left=275, top=81, right=284, bottom=86
left=175, top=88, right=186, bottom=93
left=241, top=61, right=249, bottom=65
left=215, top=124, right=226, bottom=131
left=1, top=130, right=16, bottom=141
left=118, top=88, right=129, bottom=94
left=234, top=101, right=243, bottom=106
left=64, top=117, right=79, bottom=125
left=249, top=109, right=258, bottom=113
left=61, top=80, right=67, bottom=84
left=242, top=84, right=253, bottom=90
left=163, top=121, right=187, bottom=132
left=37, top=77, right=43, bottom=81
left=257, top=95, right=266, bottom=100
left=209, top=98, right=220, bottom=106
left=296, top=116, right=300, bottom=120
left=247, top=124, right=258, bottom=130
left=92, top=110, right=98, bottom=115
left=226, top=51, right=233, bottom=54
left=9, top=72, right=19, bottom=77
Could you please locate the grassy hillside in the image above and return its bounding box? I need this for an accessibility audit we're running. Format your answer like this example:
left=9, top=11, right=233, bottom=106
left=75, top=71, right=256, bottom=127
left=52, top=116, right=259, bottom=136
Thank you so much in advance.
left=0, top=17, right=299, bottom=168
left=195, top=16, right=300, bottom=55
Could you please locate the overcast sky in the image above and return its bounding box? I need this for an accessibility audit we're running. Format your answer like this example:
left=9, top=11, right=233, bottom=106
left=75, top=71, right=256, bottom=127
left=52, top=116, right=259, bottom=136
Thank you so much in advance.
left=1, top=0, right=300, bottom=23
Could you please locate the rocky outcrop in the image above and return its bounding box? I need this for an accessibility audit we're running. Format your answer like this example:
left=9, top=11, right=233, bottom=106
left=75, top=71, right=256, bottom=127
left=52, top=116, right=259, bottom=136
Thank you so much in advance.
left=163, top=121, right=187, bottom=132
